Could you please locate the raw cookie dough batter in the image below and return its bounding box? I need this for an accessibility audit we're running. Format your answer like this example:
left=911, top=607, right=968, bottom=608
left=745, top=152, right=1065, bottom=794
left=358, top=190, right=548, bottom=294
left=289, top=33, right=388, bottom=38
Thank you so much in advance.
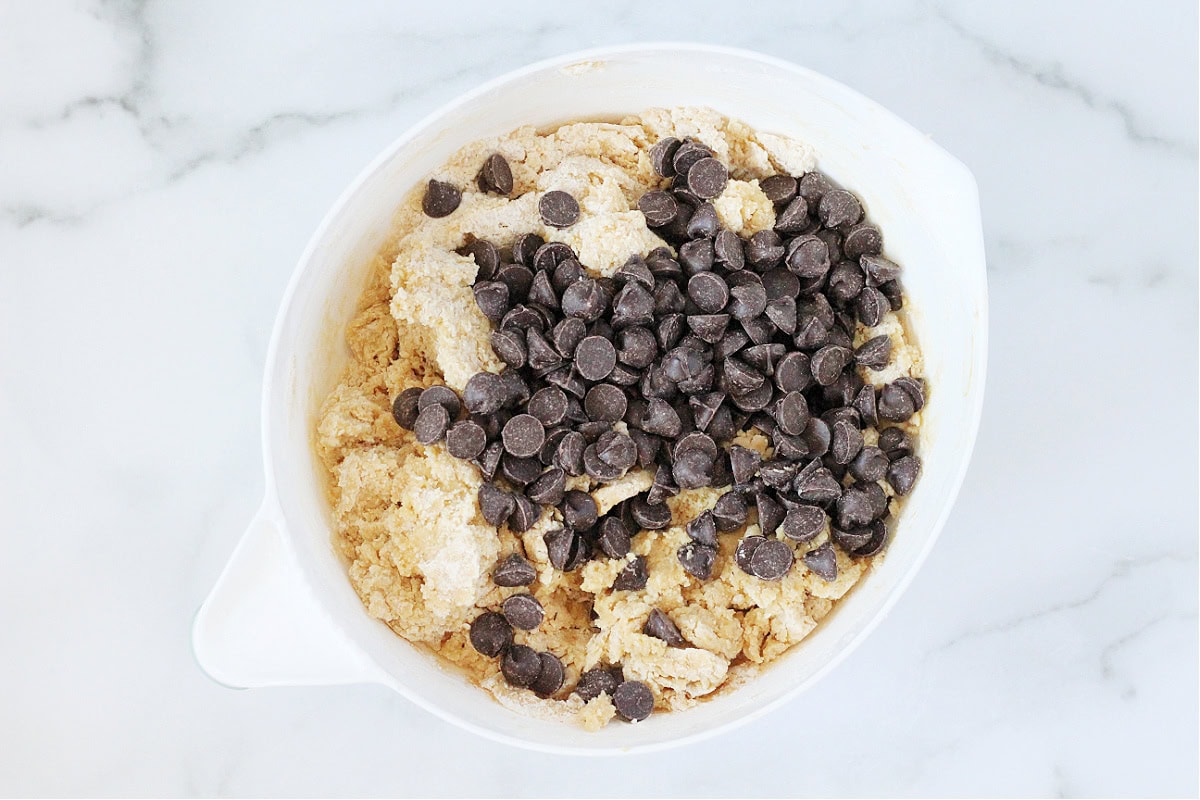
left=316, top=107, right=922, bottom=728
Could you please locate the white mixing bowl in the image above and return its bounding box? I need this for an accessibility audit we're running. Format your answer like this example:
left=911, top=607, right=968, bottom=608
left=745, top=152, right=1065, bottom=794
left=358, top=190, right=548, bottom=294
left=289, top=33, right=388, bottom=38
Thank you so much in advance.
left=192, top=43, right=987, bottom=755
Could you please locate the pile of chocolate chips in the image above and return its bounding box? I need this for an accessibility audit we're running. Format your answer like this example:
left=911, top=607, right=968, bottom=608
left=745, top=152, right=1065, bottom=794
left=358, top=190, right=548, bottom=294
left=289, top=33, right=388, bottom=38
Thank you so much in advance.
left=393, top=140, right=924, bottom=720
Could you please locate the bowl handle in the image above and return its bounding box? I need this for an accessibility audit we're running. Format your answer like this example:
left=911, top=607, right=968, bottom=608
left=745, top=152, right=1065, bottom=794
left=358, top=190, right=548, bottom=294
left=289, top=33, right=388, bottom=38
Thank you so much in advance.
left=191, top=502, right=388, bottom=688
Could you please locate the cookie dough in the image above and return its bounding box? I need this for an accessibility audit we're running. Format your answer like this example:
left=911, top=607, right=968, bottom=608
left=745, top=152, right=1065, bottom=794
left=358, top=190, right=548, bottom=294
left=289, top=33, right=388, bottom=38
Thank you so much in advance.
left=316, top=107, right=922, bottom=727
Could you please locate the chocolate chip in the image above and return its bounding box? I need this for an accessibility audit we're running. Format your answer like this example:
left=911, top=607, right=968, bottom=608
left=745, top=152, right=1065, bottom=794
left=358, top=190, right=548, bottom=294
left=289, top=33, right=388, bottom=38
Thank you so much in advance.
left=498, top=369, right=531, bottom=408
left=749, top=538, right=794, bottom=580
left=878, top=381, right=920, bottom=423
left=445, top=420, right=486, bottom=459
left=613, top=680, right=654, bottom=722
left=843, top=223, right=882, bottom=259
left=526, top=466, right=566, bottom=506
left=677, top=541, right=717, bottom=580
left=544, top=527, right=578, bottom=570
left=417, top=385, right=460, bottom=417
left=523, top=387, right=564, bottom=427
left=679, top=237, right=715, bottom=274
left=712, top=492, right=748, bottom=531
left=553, top=430, right=586, bottom=476
left=818, top=189, right=861, bottom=229
left=611, top=283, right=656, bottom=330
left=597, top=430, right=637, bottom=471
left=826, top=262, right=865, bottom=305
left=670, top=448, right=712, bottom=490
left=850, top=446, right=889, bottom=482
left=475, top=441, right=504, bottom=480
left=811, top=345, right=852, bottom=386
left=552, top=258, right=585, bottom=293
left=638, top=191, right=679, bottom=227
left=461, top=239, right=500, bottom=280
left=466, top=613, right=513, bottom=664
left=502, top=593, right=544, bottom=630
left=774, top=195, right=810, bottom=234
left=685, top=510, right=719, bottom=546
left=802, top=417, right=832, bottom=458
left=597, top=516, right=632, bottom=559
left=860, top=254, right=902, bottom=285
left=760, top=174, right=798, bottom=205
left=781, top=505, right=825, bottom=542
left=830, top=419, right=864, bottom=465
left=747, top=230, right=786, bottom=268
left=756, top=492, right=785, bottom=536
left=735, top=535, right=765, bottom=573
left=650, top=137, right=682, bottom=177
left=771, top=391, right=808, bottom=437
left=489, top=329, right=526, bottom=368
left=688, top=272, right=729, bottom=313
left=460, top=373, right=501, bottom=415
left=539, top=190, right=580, bottom=228
left=630, top=495, right=671, bottom=530
left=501, top=414, right=545, bottom=458
left=855, top=335, right=892, bottom=369
left=391, top=387, right=423, bottom=430
left=638, top=397, right=680, bottom=437
left=727, top=445, right=760, bottom=485
left=478, top=153, right=514, bottom=195
left=774, top=351, right=812, bottom=393
left=493, top=553, right=536, bottom=587
left=561, top=278, right=609, bottom=322
left=798, top=171, right=833, bottom=206
left=849, top=520, right=888, bottom=558
left=835, top=484, right=878, bottom=530
left=478, top=483, right=516, bottom=526
left=474, top=280, right=510, bottom=323
left=762, top=457, right=801, bottom=490
left=528, top=270, right=558, bottom=310
left=613, top=555, right=649, bottom=591
left=878, top=427, right=914, bottom=460
left=580, top=384, right=624, bottom=423
left=576, top=667, right=621, bottom=701
left=414, top=403, right=450, bottom=444
left=561, top=490, right=598, bottom=530
left=501, top=644, right=543, bottom=688
left=688, top=391, right=724, bottom=432
left=508, top=493, right=541, bottom=531
left=422, top=179, right=461, bottom=218
left=530, top=651, right=565, bottom=697
left=785, top=235, right=831, bottom=279
left=727, top=283, right=768, bottom=323
left=802, top=541, right=838, bottom=581
left=687, top=157, right=728, bottom=199
left=496, top=266, right=534, bottom=305
left=686, top=200, right=720, bottom=237
left=887, top=455, right=921, bottom=495
left=711, top=230, right=744, bottom=272
left=575, top=336, right=617, bottom=382
left=794, top=464, right=841, bottom=504
left=643, top=608, right=685, bottom=646
left=855, top=286, right=889, bottom=327
left=672, top=140, right=712, bottom=176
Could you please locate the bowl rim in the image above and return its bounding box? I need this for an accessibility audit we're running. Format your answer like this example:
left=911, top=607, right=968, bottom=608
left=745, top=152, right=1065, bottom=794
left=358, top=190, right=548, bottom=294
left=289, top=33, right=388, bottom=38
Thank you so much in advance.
left=261, top=41, right=989, bottom=755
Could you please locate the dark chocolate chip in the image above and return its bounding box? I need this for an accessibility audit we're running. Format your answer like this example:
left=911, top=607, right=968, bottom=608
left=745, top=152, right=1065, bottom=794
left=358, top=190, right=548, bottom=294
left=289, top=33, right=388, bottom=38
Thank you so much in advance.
left=529, top=651, right=565, bottom=697
left=756, top=492, right=785, bottom=536
left=446, top=420, right=487, bottom=459
left=811, top=345, right=853, bottom=386
left=735, top=534, right=766, bottom=574
left=887, top=455, right=921, bottom=495
left=418, top=385, right=461, bottom=416
left=686, top=511, right=719, bottom=546
left=774, top=195, right=811, bottom=235
left=827, top=261, right=866, bottom=305
left=677, top=541, right=717, bottom=580
left=638, top=190, right=679, bottom=227
left=561, top=278, right=609, bottom=322
left=469, top=611, right=513, bottom=658
left=502, top=414, right=546, bottom=458
left=714, top=229, right=745, bottom=271
left=575, top=336, right=617, bottom=382
left=414, top=403, right=450, bottom=444
left=526, top=466, right=567, bottom=506
left=650, top=137, right=682, bottom=177
left=712, top=491, right=748, bottom=531
left=496, top=266, right=534, bottom=305
left=475, top=441, right=504, bottom=480
left=842, top=223, right=882, bottom=259
left=553, top=430, right=586, bottom=476
left=584, top=384, right=627, bottom=423
left=850, top=446, right=889, bottom=482
left=679, top=237, right=715, bottom=274
left=422, top=179, right=461, bottom=218
left=688, top=272, right=729, bottom=313
left=760, top=174, right=798, bottom=205
left=597, top=516, right=632, bottom=559
left=493, top=553, right=537, bottom=587
left=490, top=329, right=526, bottom=368
left=613, top=555, right=649, bottom=591
left=794, top=464, right=842, bottom=504
left=747, top=230, right=786, bottom=268
left=774, top=351, right=812, bottom=393
left=561, top=490, right=599, bottom=530
left=643, top=608, right=685, bottom=646
left=576, top=667, right=621, bottom=701
left=612, top=283, right=656, bottom=329
left=818, top=189, right=862, bottom=229
left=672, top=140, right=713, bottom=176
left=479, top=483, right=516, bottom=526
left=474, top=280, right=510, bottom=323
left=539, top=190, right=580, bottom=228
left=501, top=644, right=543, bottom=688
left=878, top=427, right=914, bottom=460
left=630, top=496, right=671, bottom=530
left=774, top=391, right=810, bottom=436
left=461, top=238, right=500, bottom=280
left=596, top=430, right=637, bottom=471
left=729, top=445, right=762, bottom=485
left=613, top=680, right=654, bottom=722
left=798, top=172, right=833, bottom=206
left=687, top=157, right=728, bottom=199
left=463, top=372, right=504, bottom=415
left=802, top=541, right=838, bottom=581
left=830, top=419, right=864, bottom=465
left=855, top=286, right=889, bottom=327
left=391, top=387, right=423, bottom=430
left=508, top=493, right=541, bottom=531
left=860, top=254, right=902, bottom=285
left=802, top=417, right=832, bottom=458
left=477, top=153, right=514, bottom=195
left=502, top=593, right=544, bottom=630
left=749, top=538, right=794, bottom=580
left=835, top=484, right=877, bottom=530
left=781, top=505, right=825, bottom=542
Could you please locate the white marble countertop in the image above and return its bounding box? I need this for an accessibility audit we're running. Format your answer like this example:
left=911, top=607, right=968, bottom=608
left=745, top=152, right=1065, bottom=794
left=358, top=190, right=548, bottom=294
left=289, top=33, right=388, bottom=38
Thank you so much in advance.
left=1, top=1, right=1195, bottom=796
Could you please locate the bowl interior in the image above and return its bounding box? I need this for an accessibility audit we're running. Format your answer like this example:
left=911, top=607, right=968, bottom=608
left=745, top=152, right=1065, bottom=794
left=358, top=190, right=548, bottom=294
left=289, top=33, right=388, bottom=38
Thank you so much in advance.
left=266, top=45, right=986, bottom=753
